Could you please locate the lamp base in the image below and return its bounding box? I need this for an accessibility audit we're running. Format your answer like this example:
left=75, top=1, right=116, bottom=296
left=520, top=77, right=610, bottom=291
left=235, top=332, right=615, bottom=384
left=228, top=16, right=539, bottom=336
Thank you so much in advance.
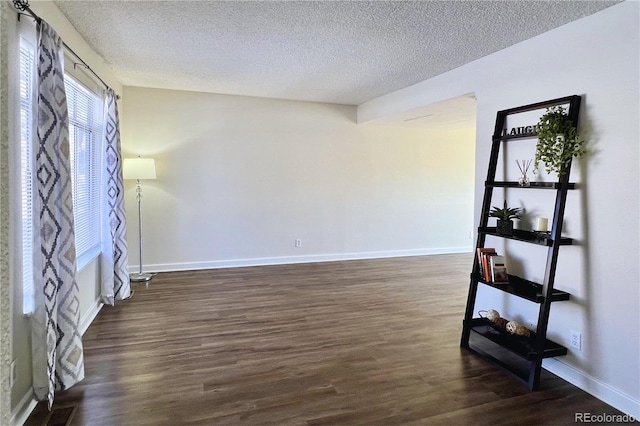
left=130, top=272, right=154, bottom=282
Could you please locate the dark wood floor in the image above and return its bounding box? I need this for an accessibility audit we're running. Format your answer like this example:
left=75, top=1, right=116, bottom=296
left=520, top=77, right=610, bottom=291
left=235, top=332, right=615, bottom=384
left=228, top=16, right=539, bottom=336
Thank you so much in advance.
left=26, top=254, right=624, bottom=425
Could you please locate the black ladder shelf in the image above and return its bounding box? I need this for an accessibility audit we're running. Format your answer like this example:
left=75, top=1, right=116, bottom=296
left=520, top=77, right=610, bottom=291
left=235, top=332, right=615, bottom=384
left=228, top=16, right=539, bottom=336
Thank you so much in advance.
left=460, top=95, right=581, bottom=390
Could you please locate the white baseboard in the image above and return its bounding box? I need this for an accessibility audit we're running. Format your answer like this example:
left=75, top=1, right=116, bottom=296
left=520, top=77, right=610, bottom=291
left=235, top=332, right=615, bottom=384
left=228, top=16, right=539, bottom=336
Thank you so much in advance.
left=130, top=246, right=473, bottom=273
left=543, top=358, right=640, bottom=418
left=79, top=298, right=104, bottom=336
left=10, top=388, right=37, bottom=426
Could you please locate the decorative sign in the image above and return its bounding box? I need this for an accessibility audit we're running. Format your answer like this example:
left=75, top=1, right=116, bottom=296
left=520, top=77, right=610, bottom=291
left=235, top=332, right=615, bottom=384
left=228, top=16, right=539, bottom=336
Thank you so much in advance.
left=502, top=125, right=538, bottom=136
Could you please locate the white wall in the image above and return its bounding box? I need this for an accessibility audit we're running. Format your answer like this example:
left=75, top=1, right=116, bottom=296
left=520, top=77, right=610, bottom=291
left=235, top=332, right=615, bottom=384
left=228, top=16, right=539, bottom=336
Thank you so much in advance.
left=6, top=1, right=122, bottom=422
left=121, top=87, right=475, bottom=272
left=360, top=1, right=639, bottom=417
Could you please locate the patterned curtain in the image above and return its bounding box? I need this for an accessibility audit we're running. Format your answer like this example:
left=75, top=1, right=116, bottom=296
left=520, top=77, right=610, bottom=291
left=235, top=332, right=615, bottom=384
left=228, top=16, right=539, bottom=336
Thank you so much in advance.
left=31, top=21, right=84, bottom=409
left=100, top=89, right=130, bottom=304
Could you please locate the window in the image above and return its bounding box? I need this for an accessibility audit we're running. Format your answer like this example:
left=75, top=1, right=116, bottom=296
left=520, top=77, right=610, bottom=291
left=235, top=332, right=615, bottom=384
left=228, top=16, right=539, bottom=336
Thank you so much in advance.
left=19, top=36, right=35, bottom=314
left=64, top=74, right=104, bottom=263
left=19, top=38, right=105, bottom=314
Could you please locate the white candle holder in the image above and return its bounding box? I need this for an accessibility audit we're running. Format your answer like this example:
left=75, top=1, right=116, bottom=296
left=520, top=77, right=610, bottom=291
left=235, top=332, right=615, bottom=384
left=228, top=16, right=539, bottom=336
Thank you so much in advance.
left=535, top=217, right=549, bottom=232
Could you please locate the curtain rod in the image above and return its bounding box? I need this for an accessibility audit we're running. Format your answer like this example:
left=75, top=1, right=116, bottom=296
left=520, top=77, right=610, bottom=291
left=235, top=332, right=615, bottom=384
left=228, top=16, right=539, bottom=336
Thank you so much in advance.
left=13, top=0, right=121, bottom=100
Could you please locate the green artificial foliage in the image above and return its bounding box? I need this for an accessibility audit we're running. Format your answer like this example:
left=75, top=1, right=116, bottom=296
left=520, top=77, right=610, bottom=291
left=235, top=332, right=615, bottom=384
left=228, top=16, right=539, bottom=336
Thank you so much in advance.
left=534, top=106, right=585, bottom=175
left=488, top=200, right=522, bottom=221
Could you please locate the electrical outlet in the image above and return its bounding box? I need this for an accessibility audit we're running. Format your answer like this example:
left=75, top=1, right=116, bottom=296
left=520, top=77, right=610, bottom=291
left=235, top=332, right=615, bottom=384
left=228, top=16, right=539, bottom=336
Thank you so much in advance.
left=295, top=239, right=302, bottom=248
left=10, top=360, right=16, bottom=388
left=570, top=330, right=581, bottom=351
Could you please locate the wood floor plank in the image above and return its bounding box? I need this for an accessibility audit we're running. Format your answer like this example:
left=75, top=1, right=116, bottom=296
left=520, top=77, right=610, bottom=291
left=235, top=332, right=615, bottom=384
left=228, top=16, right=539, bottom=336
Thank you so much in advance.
left=25, top=254, right=626, bottom=425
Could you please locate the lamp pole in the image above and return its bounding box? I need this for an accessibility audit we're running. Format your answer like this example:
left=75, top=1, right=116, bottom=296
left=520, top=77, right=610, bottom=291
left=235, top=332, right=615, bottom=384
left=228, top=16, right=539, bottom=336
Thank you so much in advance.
left=123, top=156, right=156, bottom=282
left=130, top=178, right=153, bottom=282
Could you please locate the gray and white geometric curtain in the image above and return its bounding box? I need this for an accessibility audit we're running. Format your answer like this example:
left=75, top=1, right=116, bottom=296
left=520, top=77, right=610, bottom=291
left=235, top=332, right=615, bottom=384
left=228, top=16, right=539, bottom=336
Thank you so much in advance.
left=31, top=21, right=84, bottom=409
left=100, top=89, right=130, bottom=304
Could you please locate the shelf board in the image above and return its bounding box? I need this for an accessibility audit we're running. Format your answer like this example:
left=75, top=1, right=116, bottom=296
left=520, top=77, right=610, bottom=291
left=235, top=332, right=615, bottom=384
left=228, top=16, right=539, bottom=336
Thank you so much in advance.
left=478, top=227, right=573, bottom=246
left=472, top=273, right=570, bottom=303
left=492, top=133, right=537, bottom=142
left=467, top=318, right=568, bottom=360
left=485, top=181, right=576, bottom=190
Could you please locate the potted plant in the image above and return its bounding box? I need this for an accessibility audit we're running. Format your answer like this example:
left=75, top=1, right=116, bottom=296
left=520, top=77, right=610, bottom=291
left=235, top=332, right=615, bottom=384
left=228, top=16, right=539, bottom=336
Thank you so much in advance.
left=489, top=200, right=522, bottom=236
left=534, top=106, right=586, bottom=176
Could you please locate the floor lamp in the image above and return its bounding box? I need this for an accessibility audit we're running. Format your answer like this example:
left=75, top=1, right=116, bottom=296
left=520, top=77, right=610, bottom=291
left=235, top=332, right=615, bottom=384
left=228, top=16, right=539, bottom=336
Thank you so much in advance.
left=123, top=157, right=157, bottom=282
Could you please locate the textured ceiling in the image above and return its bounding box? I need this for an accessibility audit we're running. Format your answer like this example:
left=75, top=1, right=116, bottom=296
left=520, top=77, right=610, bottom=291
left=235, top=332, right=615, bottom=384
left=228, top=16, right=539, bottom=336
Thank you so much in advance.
left=54, top=0, right=619, bottom=106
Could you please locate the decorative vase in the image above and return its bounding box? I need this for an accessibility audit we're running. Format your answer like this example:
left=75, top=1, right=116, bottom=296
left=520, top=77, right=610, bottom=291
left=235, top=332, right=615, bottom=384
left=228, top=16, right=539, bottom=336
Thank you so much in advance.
left=516, top=160, right=532, bottom=187
left=496, top=219, right=514, bottom=236
left=518, top=172, right=530, bottom=187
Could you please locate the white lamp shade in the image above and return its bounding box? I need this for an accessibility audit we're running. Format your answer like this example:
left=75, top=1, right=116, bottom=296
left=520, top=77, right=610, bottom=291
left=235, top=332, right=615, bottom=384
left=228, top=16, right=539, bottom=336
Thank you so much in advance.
left=123, top=158, right=156, bottom=180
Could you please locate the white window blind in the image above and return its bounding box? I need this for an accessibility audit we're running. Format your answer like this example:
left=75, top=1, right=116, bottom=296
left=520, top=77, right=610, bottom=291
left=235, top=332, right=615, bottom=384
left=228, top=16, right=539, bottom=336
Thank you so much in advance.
left=19, top=36, right=35, bottom=315
left=64, top=74, right=103, bottom=260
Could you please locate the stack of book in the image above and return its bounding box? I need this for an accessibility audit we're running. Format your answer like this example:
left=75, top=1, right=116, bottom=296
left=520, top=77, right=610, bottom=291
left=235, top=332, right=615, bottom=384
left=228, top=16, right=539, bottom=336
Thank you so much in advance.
left=476, top=248, right=509, bottom=283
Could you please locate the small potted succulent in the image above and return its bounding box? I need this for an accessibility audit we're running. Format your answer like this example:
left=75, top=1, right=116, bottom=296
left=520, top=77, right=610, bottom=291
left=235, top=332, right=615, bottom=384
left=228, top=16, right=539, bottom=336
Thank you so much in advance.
left=489, top=200, right=522, bottom=236
left=534, top=106, right=585, bottom=176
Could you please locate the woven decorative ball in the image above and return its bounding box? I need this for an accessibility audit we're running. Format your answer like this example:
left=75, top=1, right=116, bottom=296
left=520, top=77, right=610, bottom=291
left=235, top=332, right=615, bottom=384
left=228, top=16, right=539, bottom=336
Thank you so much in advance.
left=486, top=309, right=500, bottom=323
left=515, top=324, right=531, bottom=337
left=506, top=321, right=531, bottom=337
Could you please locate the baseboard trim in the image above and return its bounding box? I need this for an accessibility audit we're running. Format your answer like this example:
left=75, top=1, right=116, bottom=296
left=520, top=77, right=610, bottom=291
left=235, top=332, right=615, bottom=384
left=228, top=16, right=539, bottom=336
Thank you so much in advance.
left=543, top=358, right=640, bottom=418
left=79, top=299, right=103, bottom=336
left=10, top=388, right=37, bottom=426
left=130, top=247, right=473, bottom=273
